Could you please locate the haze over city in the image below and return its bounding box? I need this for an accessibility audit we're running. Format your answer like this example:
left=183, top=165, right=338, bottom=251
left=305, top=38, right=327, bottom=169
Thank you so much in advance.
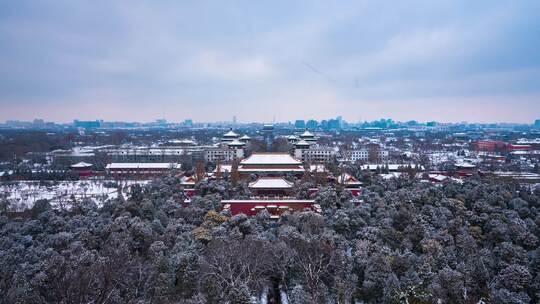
left=1, top=0, right=540, bottom=123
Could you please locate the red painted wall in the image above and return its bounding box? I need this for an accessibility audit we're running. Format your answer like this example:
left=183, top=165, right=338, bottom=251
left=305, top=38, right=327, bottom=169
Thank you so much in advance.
left=223, top=201, right=315, bottom=216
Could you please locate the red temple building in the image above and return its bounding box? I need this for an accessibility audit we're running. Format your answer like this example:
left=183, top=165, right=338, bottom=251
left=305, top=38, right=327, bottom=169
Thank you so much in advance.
left=222, top=199, right=320, bottom=218
left=180, top=175, right=197, bottom=197
left=220, top=168, right=319, bottom=217
left=507, top=144, right=532, bottom=152
left=337, top=173, right=362, bottom=197
left=473, top=140, right=507, bottom=152
left=70, top=162, right=93, bottom=178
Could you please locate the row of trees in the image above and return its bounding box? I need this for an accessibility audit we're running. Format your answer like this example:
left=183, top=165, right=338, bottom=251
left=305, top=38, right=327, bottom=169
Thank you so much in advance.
left=0, top=172, right=539, bottom=303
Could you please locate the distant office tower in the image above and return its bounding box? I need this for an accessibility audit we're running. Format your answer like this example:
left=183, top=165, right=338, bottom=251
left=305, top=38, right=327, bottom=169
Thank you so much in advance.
left=294, top=120, right=306, bottom=129
left=328, top=119, right=340, bottom=130
left=306, top=119, right=318, bottom=130
left=535, top=119, right=540, bottom=127
left=320, top=120, right=328, bottom=130
left=32, top=119, right=45, bottom=127
left=233, top=116, right=237, bottom=124
left=262, top=124, right=275, bottom=147
left=184, top=119, right=193, bottom=127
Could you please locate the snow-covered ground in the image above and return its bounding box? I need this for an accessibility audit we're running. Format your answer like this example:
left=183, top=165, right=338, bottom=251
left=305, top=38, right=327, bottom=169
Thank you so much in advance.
left=0, top=180, right=150, bottom=211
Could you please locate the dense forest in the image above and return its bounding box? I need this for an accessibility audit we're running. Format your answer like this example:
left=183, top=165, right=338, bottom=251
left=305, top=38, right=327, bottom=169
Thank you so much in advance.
left=1, top=175, right=539, bottom=303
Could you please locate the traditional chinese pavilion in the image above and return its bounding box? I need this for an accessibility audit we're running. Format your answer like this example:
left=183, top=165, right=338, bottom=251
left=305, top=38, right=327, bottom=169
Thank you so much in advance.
left=222, top=199, right=320, bottom=218
left=70, top=162, right=93, bottom=178
left=299, top=129, right=317, bottom=143
left=337, top=173, right=362, bottom=197
left=248, top=176, right=294, bottom=197
left=238, top=152, right=304, bottom=176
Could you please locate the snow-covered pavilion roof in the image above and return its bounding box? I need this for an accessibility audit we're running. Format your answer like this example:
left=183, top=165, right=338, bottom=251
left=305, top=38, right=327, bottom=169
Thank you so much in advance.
left=228, top=139, right=246, bottom=146
left=295, top=139, right=311, bottom=146
left=223, top=130, right=239, bottom=137
left=360, top=164, right=424, bottom=171
left=106, top=163, right=180, bottom=169
left=70, top=162, right=93, bottom=168
left=249, top=177, right=294, bottom=189
left=300, top=130, right=314, bottom=137
left=455, top=162, right=476, bottom=168
left=240, top=153, right=302, bottom=165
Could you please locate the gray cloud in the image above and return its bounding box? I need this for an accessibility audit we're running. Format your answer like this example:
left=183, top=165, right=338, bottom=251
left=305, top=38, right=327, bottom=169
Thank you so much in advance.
left=1, top=0, right=539, bottom=123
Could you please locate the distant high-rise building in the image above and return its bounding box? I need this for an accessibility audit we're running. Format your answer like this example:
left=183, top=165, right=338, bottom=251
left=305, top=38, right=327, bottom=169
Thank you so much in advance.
left=337, top=116, right=343, bottom=129
left=320, top=120, right=328, bottom=130
left=328, top=119, right=340, bottom=130
left=535, top=119, right=540, bottom=127
left=32, top=119, right=45, bottom=127
left=406, top=120, right=418, bottom=126
left=6, top=120, right=31, bottom=128
left=184, top=119, right=193, bottom=127
left=262, top=124, right=275, bottom=148
left=294, top=120, right=306, bottom=129
left=156, top=119, right=167, bottom=126
left=306, top=119, right=318, bottom=130
left=233, top=116, right=237, bottom=124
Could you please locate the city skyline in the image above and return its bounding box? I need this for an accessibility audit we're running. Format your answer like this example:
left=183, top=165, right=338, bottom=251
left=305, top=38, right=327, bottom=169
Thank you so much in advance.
left=3, top=116, right=540, bottom=127
left=1, top=1, right=540, bottom=123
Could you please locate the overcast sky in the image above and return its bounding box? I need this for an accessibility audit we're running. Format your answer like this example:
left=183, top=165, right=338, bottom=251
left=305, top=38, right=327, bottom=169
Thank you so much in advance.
left=1, top=0, right=539, bottom=123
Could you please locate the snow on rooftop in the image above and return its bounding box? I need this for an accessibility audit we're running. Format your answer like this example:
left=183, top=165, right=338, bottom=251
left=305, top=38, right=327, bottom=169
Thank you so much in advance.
left=223, top=130, right=239, bottom=137
left=300, top=130, right=314, bottom=137
left=70, top=162, right=93, bottom=168
left=249, top=177, right=293, bottom=189
left=428, top=174, right=448, bottom=182
left=455, top=162, right=476, bottom=168
left=241, top=153, right=302, bottom=165
left=106, top=163, right=180, bottom=169
left=238, top=167, right=305, bottom=172
left=361, top=164, right=424, bottom=171
left=380, top=172, right=403, bottom=179
left=228, top=139, right=246, bottom=146
left=168, top=139, right=197, bottom=145
left=295, top=140, right=311, bottom=146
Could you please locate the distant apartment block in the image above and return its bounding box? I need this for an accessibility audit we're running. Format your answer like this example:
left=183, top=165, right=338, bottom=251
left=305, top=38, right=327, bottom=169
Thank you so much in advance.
left=105, top=163, right=181, bottom=178
left=204, top=147, right=244, bottom=163
left=295, top=146, right=336, bottom=163
left=341, top=149, right=388, bottom=163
